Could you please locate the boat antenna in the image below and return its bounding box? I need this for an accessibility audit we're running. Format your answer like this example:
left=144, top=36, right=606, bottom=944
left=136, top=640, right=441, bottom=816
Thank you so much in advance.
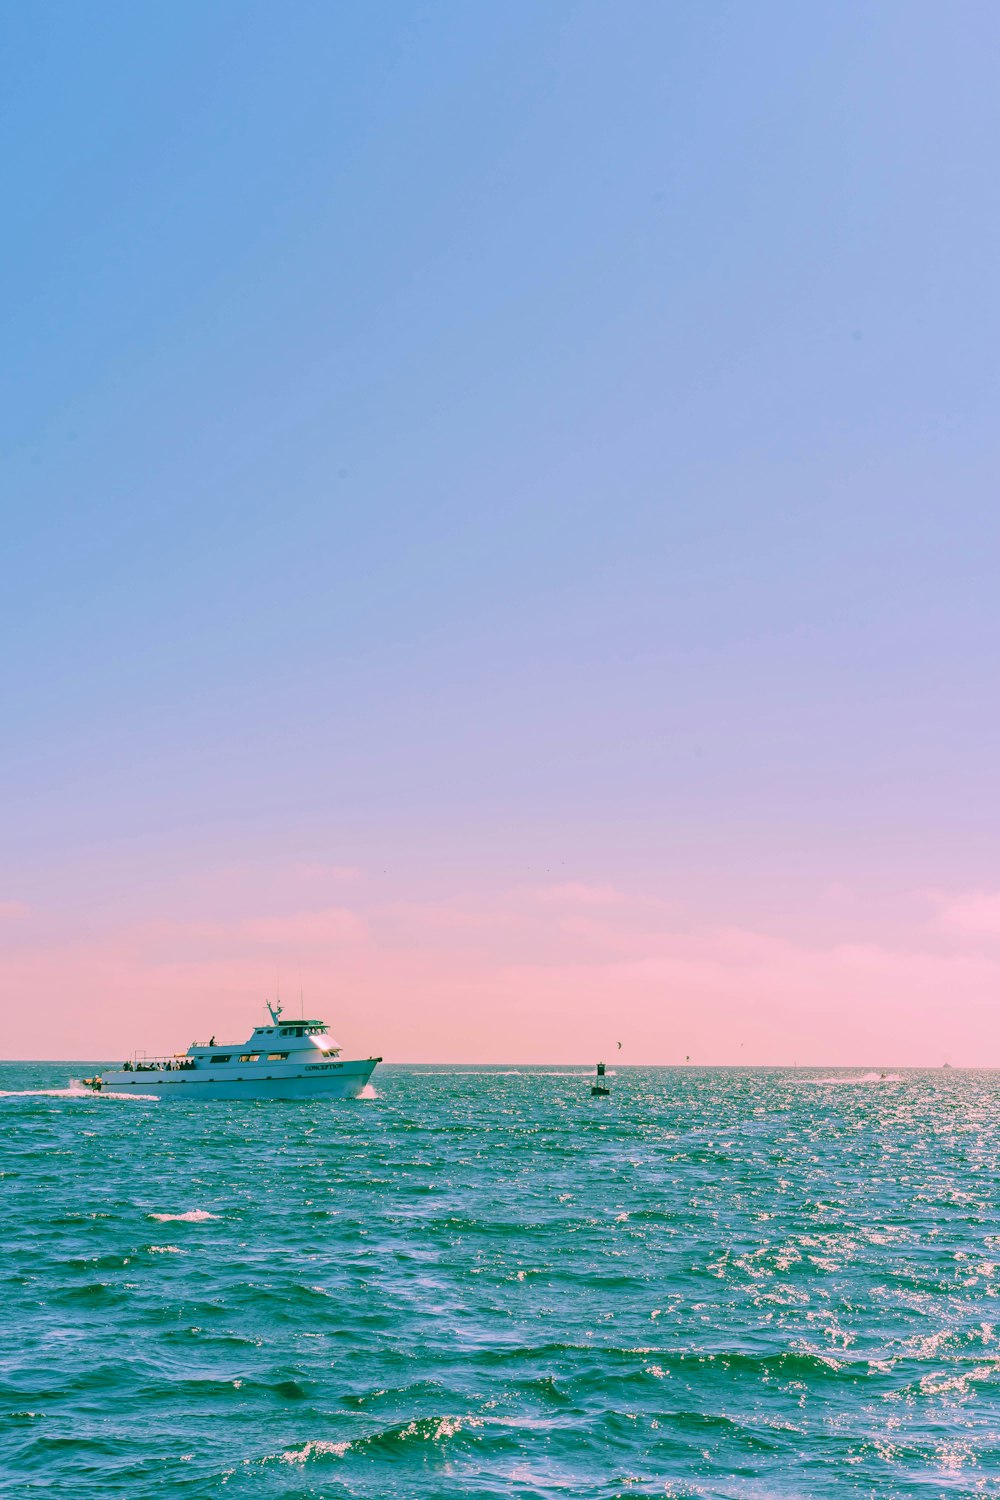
left=267, top=997, right=283, bottom=1025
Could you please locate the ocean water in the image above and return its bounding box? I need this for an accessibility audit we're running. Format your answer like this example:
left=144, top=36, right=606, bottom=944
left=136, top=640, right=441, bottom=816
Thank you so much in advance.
left=1, top=1064, right=999, bottom=1498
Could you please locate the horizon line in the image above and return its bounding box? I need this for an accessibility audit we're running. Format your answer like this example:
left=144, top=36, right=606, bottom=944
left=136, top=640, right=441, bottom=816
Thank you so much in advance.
left=0, top=1058, right=973, bottom=1070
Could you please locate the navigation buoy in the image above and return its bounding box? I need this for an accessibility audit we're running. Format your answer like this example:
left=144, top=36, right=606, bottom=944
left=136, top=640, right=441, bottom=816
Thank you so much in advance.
left=591, top=1061, right=610, bottom=1097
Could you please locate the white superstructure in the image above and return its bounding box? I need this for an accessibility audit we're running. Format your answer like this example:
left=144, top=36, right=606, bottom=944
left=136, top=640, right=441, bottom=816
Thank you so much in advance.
left=82, top=1002, right=380, bottom=1101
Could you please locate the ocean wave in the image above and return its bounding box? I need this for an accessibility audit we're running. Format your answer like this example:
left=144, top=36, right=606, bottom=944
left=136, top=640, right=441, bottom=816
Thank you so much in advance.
left=275, top=1414, right=488, bottom=1465
left=340, top=1379, right=448, bottom=1410
left=463, top=1341, right=877, bottom=1382
left=134, top=1374, right=312, bottom=1404
left=50, top=1282, right=126, bottom=1307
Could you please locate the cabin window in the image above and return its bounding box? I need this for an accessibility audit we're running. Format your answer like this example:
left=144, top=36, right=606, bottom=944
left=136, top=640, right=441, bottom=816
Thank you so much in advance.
left=239, top=1053, right=261, bottom=1063
left=280, top=1028, right=291, bottom=1036
left=210, top=1054, right=231, bottom=1064
left=266, top=1052, right=289, bottom=1061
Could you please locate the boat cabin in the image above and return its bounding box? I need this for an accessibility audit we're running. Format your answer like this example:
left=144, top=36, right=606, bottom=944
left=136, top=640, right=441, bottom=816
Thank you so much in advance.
left=121, top=1014, right=342, bottom=1073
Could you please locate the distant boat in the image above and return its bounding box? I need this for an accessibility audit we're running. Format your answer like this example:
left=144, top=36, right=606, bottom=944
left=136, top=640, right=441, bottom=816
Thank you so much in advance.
left=591, top=1061, right=610, bottom=1097
left=79, top=1000, right=380, bottom=1101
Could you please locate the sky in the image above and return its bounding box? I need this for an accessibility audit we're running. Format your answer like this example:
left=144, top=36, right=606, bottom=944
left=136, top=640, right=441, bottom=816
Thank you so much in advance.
left=3, top=1, right=1000, bottom=1063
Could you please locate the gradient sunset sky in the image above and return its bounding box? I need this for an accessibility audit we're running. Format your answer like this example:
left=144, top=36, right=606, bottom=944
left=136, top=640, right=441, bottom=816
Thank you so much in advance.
left=4, top=2, right=1000, bottom=1063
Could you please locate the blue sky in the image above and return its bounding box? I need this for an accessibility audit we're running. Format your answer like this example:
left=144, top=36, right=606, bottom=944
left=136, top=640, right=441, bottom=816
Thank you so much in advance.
left=3, top=3, right=1000, bottom=1058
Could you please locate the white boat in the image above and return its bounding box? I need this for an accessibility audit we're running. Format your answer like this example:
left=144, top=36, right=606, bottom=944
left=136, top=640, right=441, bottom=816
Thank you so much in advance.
left=81, top=1002, right=380, bottom=1101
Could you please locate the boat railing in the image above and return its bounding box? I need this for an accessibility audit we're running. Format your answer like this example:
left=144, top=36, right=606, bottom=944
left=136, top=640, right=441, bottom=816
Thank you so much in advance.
left=122, top=1054, right=198, bottom=1072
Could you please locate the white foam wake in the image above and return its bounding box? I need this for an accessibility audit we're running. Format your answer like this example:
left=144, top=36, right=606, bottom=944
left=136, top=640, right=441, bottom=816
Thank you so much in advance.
left=0, top=1087, right=159, bottom=1101
left=802, top=1071, right=902, bottom=1086
left=148, top=1209, right=219, bottom=1223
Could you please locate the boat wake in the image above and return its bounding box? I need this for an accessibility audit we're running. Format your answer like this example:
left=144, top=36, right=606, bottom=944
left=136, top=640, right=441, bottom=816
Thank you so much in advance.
left=0, top=1087, right=160, bottom=1101
left=801, top=1071, right=902, bottom=1086
left=148, top=1209, right=219, bottom=1223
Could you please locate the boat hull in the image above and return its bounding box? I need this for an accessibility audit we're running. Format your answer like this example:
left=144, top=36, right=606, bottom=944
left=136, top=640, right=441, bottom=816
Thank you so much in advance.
left=96, top=1057, right=380, bottom=1101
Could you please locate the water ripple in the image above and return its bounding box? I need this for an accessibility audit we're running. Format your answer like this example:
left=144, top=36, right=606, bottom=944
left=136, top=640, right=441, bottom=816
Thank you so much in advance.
left=2, top=1063, right=999, bottom=1496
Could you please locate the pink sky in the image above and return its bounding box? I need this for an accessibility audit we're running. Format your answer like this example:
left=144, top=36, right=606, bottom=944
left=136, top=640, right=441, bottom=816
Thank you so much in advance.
left=3, top=860, right=998, bottom=1064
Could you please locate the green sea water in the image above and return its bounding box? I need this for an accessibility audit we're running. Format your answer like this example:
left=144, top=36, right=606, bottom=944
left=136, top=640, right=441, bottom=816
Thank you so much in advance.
left=1, top=1063, right=998, bottom=1497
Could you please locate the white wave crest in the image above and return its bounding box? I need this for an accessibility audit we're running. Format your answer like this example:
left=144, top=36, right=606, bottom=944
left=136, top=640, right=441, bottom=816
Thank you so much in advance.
left=281, top=1438, right=351, bottom=1464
